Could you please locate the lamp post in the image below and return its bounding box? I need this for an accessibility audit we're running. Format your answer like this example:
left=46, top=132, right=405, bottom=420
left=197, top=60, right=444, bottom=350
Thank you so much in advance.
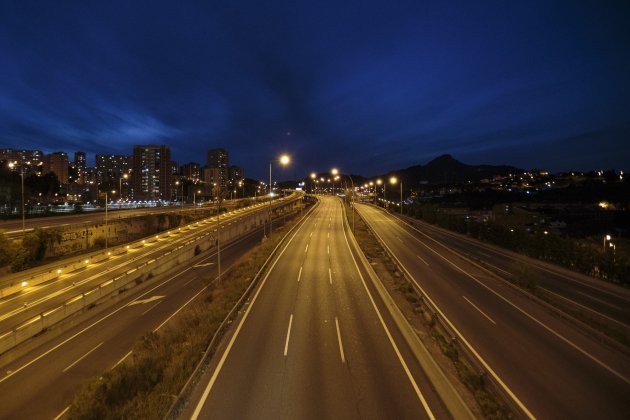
left=193, top=189, right=201, bottom=213
left=331, top=168, right=338, bottom=195
left=336, top=169, right=356, bottom=233
left=119, top=173, right=128, bottom=201
left=105, top=189, right=116, bottom=249
left=389, top=176, right=402, bottom=215
left=268, top=154, right=290, bottom=237
left=310, top=172, right=317, bottom=194
left=8, top=161, right=27, bottom=236
left=376, top=179, right=382, bottom=206
left=603, top=234, right=611, bottom=251
left=213, top=183, right=222, bottom=283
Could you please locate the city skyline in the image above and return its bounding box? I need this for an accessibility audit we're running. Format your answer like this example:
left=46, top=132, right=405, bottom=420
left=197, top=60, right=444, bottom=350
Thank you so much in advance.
left=1, top=1, right=629, bottom=179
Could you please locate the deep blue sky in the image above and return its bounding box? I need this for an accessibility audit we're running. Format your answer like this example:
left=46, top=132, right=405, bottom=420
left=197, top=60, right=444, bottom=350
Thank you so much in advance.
left=1, top=1, right=629, bottom=179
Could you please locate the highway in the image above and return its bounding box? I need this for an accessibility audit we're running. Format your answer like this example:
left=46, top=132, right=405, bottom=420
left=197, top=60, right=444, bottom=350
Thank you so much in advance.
left=355, top=203, right=630, bottom=419
left=184, top=196, right=450, bottom=419
left=0, top=197, right=267, bottom=238
left=0, top=223, right=265, bottom=419
left=391, top=211, right=630, bottom=331
left=0, top=202, right=269, bottom=332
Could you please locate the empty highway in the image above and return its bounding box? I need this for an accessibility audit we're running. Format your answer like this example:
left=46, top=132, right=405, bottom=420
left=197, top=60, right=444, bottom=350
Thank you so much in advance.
left=0, top=223, right=265, bottom=419
left=355, top=203, right=630, bottom=419
left=184, top=196, right=452, bottom=419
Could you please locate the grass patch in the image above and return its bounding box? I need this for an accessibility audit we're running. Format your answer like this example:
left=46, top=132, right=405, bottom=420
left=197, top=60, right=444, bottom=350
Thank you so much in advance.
left=68, top=210, right=307, bottom=419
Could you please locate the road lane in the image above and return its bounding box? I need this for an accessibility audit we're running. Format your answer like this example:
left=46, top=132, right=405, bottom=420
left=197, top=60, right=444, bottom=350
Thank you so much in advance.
left=356, top=203, right=630, bottom=419
left=0, top=228, right=264, bottom=419
left=188, top=196, right=446, bottom=419
left=0, top=203, right=270, bottom=333
left=394, top=212, right=630, bottom=328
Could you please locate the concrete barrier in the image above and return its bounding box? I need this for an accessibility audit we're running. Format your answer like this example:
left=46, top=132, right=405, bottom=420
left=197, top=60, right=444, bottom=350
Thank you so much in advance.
left=0, top=330, right=16, bottom=355
left=42, top=306, right=66, bottom=329
left=0, top=203, right=290, bottom=354
left=14, top=316, right=43, bottom=345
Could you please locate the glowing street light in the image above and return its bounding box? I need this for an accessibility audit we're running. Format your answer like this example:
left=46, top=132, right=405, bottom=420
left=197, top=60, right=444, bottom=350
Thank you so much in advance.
left=390, top=176, right=402, bottom=215
left=105, top=189, right=116, bottom=249
left=119, top=173, right=128, bottom=200
left=8, top=161, right=27, bottom=236
left=375, top=179, right=382, bottom=205
left=268, top=154, right=291, bottom=237
left=603, top=234, right=612, bottom=251
left=175, top=180, right=184, bottom=211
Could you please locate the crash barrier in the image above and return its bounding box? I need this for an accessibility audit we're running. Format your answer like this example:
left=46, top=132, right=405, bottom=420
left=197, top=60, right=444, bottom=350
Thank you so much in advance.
left=0, top=194, right=302, bottom=299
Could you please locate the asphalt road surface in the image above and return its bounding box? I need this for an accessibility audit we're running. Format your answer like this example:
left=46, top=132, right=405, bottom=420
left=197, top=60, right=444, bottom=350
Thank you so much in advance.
left=390, top=211, right=630, bottom=331
left=355, top=203, right=630, bottom=419
left=0, top=203, right=268, bottom=331
left=0, top=226, right=264, bottom=419
left=184, top=196, right=449, bottom=419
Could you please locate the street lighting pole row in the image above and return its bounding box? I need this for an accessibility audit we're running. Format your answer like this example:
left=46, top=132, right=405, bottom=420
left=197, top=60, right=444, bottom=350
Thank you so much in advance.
left=362, top=176, right=402, bottom=213
left=104, top=189, right=116, bottom=249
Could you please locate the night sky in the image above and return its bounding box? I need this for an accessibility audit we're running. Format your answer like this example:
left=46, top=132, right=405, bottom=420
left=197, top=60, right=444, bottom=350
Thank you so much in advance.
left=1, top=1, right=629, bottom=180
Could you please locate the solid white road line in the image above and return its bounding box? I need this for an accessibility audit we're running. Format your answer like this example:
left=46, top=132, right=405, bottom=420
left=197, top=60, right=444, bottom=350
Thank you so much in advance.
left=341, top=215, right=436, bottom=419
left=0, top=258, right=206, bottom=384
left=335, top=316, right=346, bottom=363
left=358, top=207, right=535, bottom=418
left=111, top=350, right=133, bottom=370
left=53, top=405, right=70, bottom=420
left=63, top=342, right=104, bottom=373
left=297, top=266, right=303, bottom=283
left=463, top=296, right=496, bottom=325
left=190, top=212, right=310, bottom=420
left=284, top=314, right=294, bottom=356
left=153, top=286, right=207, bottom=332
left=372, top=207, right=630, bottom=386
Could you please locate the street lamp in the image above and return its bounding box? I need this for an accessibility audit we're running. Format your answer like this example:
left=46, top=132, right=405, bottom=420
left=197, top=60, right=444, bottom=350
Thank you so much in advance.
left=268, top=154, right=290, bottom=237
left=334, top=169, right=356, bottom=233
left=175, top=180, right=184, bottom=211
left=331, top=168, right=339, bottom=195
left=105, top=189, right=116, bottom=249
left=376, top=179, right=382, bottom=205
left=390, top=176, right=402, bottom=215
left=119, top=173, right=128, bottom=201
left=310, top=172, right=317, bottom=194
left=193, top=189, right=201, bottom=211
left=8, top=161, right=27, bottom=236
left=603, top=234, right=612, bottom=251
